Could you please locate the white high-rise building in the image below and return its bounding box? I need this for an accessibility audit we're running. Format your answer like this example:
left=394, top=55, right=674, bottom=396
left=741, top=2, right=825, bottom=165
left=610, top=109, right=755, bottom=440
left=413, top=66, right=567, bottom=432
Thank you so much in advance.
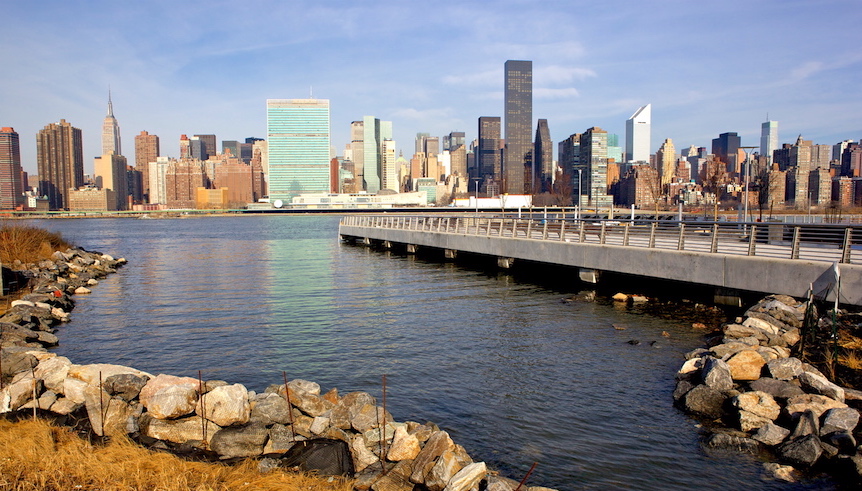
left=102, top=91, right=122, bottom=156
left=760, top=120, right=778, bottom=164
left=625, top=104, right=651, bottom=163
left=266, top=99, right=331, bottom=202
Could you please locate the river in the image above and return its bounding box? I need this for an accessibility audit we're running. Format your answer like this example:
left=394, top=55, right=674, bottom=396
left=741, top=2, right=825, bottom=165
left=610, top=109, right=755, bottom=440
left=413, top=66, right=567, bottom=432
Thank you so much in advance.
left=26, top=215, right=835, bottom=490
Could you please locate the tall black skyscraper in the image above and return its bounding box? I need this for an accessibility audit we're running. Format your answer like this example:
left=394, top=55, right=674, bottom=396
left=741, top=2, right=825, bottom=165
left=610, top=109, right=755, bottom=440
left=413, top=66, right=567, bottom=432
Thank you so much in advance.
left=534, top=119, right=552, bottom=192
left=478, top=116, right=501, bottom=182
left=504, top=60, right=532, bottom=194
left=711, top=132, right=741, bottom=173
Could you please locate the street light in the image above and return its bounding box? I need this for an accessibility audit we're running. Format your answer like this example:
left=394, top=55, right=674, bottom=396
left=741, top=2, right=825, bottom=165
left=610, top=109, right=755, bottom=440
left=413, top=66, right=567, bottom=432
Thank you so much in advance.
left=576, top=168, right=583, bottom=220
left=472, top=178, right=481, bottom=214
left=740, top=146, right=758, bottom=224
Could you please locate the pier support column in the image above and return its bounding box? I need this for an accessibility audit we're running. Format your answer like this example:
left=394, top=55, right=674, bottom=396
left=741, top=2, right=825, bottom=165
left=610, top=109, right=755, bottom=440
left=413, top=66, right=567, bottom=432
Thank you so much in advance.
left=363, top=237, right=372, bottom=246
left=382, top=240, right=393, bottom=249
left=578, top=268, right=601, bottom=284
left=406, top=244, right=418, bottom=254
left=444, top=249, right=458, bottom=260
left=714, top=288, right=743, bottom=307
left=497, top=257, right=515, bottom=269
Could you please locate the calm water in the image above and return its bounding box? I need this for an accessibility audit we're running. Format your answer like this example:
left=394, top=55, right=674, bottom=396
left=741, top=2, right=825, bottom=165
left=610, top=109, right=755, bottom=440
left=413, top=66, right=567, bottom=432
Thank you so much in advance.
left=26, top=215, right=834, bottom=490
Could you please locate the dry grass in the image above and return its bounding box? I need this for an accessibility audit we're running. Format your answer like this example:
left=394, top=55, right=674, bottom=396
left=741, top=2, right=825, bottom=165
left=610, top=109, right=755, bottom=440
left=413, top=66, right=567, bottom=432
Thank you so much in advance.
left=0, top=418, right=354, bottom=491
left=0, top=224, right=71, bottom=265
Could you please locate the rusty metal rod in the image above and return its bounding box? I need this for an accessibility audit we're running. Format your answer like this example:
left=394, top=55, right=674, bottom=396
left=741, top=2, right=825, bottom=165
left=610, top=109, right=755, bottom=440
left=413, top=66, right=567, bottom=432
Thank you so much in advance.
left=283, top=371, right=295, bottom=442
left=514, top=462, right=538, bottom=491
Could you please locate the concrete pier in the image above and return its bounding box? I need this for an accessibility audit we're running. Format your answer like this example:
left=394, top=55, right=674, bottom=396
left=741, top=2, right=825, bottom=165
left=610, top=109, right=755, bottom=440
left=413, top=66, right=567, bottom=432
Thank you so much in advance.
left=340, top=214, right=862, bottom=306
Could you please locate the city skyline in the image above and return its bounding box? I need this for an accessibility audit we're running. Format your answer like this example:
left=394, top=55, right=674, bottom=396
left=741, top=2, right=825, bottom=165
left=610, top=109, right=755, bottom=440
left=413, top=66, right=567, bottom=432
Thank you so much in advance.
left=2, top=1, right=861, bottom=175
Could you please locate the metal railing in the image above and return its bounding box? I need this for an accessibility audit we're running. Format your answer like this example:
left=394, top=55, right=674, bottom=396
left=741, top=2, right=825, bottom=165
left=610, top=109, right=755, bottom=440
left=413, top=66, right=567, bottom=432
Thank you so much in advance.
left=340, top=214, right=861, bottom=265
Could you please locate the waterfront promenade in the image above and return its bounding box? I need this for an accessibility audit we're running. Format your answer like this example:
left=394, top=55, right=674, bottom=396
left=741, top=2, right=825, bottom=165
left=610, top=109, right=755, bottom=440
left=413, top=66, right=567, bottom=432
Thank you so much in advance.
left=340, top=214, right=862, bottom=306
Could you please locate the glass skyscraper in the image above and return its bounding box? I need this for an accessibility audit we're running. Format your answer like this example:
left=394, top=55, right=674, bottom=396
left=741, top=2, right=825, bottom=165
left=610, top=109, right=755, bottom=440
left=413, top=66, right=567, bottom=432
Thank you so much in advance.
left=266, top=99, right=331, bottom=203
left=504, top=60, right=532, bottom=194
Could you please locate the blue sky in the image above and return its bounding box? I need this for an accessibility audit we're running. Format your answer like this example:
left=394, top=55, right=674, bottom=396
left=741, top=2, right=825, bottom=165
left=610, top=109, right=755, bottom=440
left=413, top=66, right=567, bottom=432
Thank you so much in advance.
left=2, top=0, right=860, bottom=175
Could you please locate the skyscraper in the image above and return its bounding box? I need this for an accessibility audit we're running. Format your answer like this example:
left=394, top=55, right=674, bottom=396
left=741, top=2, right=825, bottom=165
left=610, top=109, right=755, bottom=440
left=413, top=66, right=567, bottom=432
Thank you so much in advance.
left=94, top=153, right=128, bottom=210
left=0, top=127, right=25, bottom=209
left=711, top=132, right=741, bottom=172
left=504, top=60, right=532, bottom=194
left=37, top=119, right=84, bottom=210
left=447, top=131, right=467, bottom=178
left=760, top=120, right=778, bottom=165
left=534, top=119, right=553, bottom=192
left=579, top=127, right=612, bottom=206
left=656, top=138, right=676, bottom=186
left=266, top=99, right=331, bottom=202
left=134, top=130, right=159, bottom=201
left=625, top=104, right=651, bottom=163
left=102, top=91, right=121, bottom=156
left=477, top=117, right=501, bottom=182
left=194, top=134, right=217, bottom=159
left=361, top=116, right=393, bottom=193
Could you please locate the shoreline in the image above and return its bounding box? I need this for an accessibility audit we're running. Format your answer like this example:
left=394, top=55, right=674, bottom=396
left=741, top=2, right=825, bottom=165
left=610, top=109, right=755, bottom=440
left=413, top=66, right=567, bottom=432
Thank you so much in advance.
left=0, top=247, right=553, bottom=491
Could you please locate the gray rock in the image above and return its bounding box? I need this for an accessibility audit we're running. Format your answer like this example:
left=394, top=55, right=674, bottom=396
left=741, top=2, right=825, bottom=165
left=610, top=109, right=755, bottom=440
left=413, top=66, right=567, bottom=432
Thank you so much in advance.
left=762, top=462, right=797, bottom=483
left=683, top=384, right=727, bottom=420
left=746, top=311, right=789, bottom=332
left=709, top=342, right=755, bottom=360
left=785, top=394, right=847, bottom=419
left=673, top=380, right=695, bottom=402
left=103, top=373, right=149, bottom=402
left=777, top=434, right=823, bottom=467
left=0, top=348, right=39, bottom=379
left=748, top=377, right=805, bottom=399
left=824, top=432, right=856, bottom=454
left=198, top=383, right=250, bottom=427
left=766, top=358, right=803, bottom=381
left=820, top=407, right=860, bottom=435
left=249, top=392, right=293, bottom=425
left=790, top=410, right=820, bottom=439
left=701, top=357, right=734, bottom=391
left=210, top=423, right=269, bottom=458
left=144, top=383, right=198, bottom=419
left=486, top=475, right=522, bottom=491
left=444, top=461, right=487, bottom=491
left=703, top=432, right=763, bottom=455
left=411, top=430, right=454, bottom=484
left=753, top=422, right=790, bottom=446
left=733, top=391, right=780, bottom=431
left=798, top=371, right=845, bottom=403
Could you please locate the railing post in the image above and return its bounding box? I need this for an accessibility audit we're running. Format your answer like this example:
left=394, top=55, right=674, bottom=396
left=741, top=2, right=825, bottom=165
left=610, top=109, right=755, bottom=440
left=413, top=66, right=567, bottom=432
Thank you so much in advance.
left=578, top=221, right=586, bottom=243
left=600, top=222, right=607, bottom=244
left=559, top=219, right=566, bottom=241
left=542, top=220, right=548, bottom=240
left=677, top=223, right=685, bottom=251
left=648, top=222, right=657, bottom=248
left=623, top=223, right=630, bottom=246
left=791, top=226, right=801, bottom=259
left=498, top=219, right=505, bottom=236
left=512, top=219, right=519, bottom=237
left=748, top=225, right=757, bottom=256
left=710, top=224, right=719, bottom=253
left=486, top=218, right=492, bottom=236
left=842, top=227, right=853, bottom=263
left=526, top=218, right=533, bottom=239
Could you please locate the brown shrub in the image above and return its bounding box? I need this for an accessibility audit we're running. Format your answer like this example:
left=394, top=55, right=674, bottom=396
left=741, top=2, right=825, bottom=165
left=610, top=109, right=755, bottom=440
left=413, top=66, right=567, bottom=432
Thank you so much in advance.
left=0, top=418, right=354, bottom=491
left=0, top=224, right=71, bottom=265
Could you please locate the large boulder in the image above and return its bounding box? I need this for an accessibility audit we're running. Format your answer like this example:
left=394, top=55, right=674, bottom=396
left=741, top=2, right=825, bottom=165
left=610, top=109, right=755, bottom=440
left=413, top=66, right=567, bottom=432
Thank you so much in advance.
left=388, top=425, right=421, bottom=461
left=139, top=374, right=200, bottom=406
left=753, top=422, right=791, bottom=446
left=777, top=434, right=823, bottom=467
left=426, top=445, right=473, bottom=491
left=733, top=391, right=780, bottom=431
left=444, top=461, right=487, bottom=491
left=701, top=357, right=734, bottom=391
left=798, top=371, right=845, bottom=403
left=197, top=383, right=250, bottom=427
left=684, top=384, right=727, bottom=420
left=411, top=430, right=454, bottom=484
left=83, top=386, right=140, bottom=437
left=143, top=383, right=199, bottom=419
left=33, top=355, right=71, bottom=393
left=766, top=358, right=803, bottom=381
left=747, top=378, right=805, bottom=400
left=784, top=394, right=847, bottom=419
left=210, top=423, right=269, bottom=458
left=140, top=414, right=221, bottom=445
left=726, top=351, right=766, bottom=381
left=103, top=373, right=149, bottom=402
left=820, top=407, right=860, bottom=436
left=250, top=392, right=294, bottom=425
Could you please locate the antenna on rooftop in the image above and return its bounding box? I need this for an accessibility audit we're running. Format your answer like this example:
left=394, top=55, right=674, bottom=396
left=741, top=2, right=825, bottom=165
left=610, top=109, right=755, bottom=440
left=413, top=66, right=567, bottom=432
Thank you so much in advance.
left=310, top=86, right=313, bottom=99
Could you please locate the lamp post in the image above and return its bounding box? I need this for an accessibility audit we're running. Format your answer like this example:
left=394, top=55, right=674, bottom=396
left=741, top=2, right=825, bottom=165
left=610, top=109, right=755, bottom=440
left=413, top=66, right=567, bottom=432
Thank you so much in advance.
left=740, top=146, right=758, bottom=225
left=576, top=168, right=583, bottom=220
left=472, top=178, right=481, bottom=214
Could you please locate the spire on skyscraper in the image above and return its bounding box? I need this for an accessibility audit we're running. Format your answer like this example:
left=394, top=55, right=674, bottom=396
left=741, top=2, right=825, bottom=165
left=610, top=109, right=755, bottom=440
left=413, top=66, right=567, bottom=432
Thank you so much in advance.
left=107, top=88, right=114, bottom=117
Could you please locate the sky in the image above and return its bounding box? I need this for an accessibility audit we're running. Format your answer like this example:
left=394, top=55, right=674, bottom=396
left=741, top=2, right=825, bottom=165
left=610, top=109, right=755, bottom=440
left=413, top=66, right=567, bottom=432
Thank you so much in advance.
left=2, top=0, right=861, bottom=175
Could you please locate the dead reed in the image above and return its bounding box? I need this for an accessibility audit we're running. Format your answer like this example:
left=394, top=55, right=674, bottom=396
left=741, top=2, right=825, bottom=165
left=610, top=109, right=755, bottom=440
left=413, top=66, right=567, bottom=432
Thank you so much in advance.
left=0, top=223, right=71, bottom=265
left=0, top=418, right=354, bottom=491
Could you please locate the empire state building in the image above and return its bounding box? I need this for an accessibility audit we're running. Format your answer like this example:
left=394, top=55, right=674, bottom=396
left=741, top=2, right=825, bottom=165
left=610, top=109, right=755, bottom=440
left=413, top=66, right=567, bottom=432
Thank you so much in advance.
left=102, top=91, right=121, bottom=156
